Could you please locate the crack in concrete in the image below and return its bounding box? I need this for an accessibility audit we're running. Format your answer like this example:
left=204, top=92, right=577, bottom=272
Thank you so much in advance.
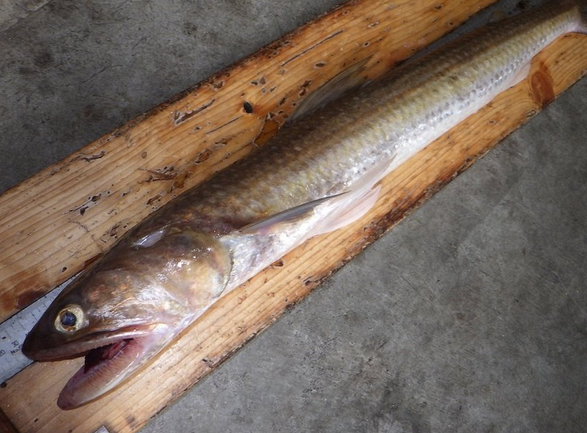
left=0, top=0, right=53, bottom=32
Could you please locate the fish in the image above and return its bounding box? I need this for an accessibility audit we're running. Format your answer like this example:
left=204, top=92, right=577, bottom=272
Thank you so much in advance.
left=22, top=0, right=587, bottom=410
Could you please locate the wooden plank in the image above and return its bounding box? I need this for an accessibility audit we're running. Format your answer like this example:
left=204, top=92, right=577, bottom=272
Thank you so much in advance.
left=0, top=0, right=498, bottom=323
left=1, top=29, right=586, bottom=433
left=0, top=409, right=19, bottom=433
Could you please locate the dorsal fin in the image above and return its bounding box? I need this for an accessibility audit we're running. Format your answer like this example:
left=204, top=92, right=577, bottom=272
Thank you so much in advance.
left=288, top=56, right=373, bottom=122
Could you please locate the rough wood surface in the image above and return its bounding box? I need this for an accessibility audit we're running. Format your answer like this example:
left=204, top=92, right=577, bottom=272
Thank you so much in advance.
left=1, top=32, right=586, bottom=433
left=0, top=409, right=19, bottom=433
left=0, top=0, right=497, bottom=323
left=1, top=0, right=587, bottom=432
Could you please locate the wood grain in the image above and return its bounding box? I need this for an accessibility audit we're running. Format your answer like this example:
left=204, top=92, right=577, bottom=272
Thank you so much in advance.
left=0, top=0, right=497, bottom=323
left=1, top=0, right=586, bottom=432
left=1, top=32, right=585, bottom=433
left=0, top=409, right=19, bottom=433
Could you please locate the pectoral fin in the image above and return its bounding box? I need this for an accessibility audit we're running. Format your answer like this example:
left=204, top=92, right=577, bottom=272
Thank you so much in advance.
left=240, top=193, right=347, bottom=236
left=239, top=183, right=380, bottom=239
left=241, top=152, right=390, bottom=238
left=310, top=185, right=381, bottom=236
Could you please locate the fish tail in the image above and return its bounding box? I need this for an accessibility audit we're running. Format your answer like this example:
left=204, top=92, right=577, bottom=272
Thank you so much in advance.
left=572, top=0, right=587, bottom=33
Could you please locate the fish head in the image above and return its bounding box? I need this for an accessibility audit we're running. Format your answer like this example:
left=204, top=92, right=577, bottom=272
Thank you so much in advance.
left=22, top=225, right=232, bottom=409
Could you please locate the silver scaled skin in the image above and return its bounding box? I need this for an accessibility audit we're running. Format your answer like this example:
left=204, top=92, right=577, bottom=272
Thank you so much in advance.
left=22, top=1, right=587, bottom=410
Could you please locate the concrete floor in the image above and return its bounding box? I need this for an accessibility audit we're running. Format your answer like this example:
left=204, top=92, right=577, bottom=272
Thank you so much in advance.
left=1, top=0, right=586, bottom=432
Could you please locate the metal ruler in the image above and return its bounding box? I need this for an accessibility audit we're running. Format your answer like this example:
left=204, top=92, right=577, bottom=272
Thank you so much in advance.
left=0, top=277, right=73, bottom=384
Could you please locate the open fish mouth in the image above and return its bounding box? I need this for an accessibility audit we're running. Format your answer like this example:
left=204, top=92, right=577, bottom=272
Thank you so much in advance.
left=22, top=324, right=171, bottom=410
left=57, top=334, right=156, bottom=410
left=83, top=338, right=135, bottom=373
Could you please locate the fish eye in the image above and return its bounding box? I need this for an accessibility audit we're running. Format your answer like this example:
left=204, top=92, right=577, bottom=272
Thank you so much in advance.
left=61, top=311, right=76, bottom=327
left=54, top=304, right=86, bottom=333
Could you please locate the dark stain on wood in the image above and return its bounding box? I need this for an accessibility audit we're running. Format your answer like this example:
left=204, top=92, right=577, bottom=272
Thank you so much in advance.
left=84, top=254, right=101, bottom=268
left=202, top=358, right=214, bottom=368
left=17, top=288, right=47, bottom=310
left=195, top=148, right=213, bottom=164
left=282, top=30, right=344, bottom=66
left=109, top=223, right=121, bottom=238
left=298, top=79, right=313, bottom=97
left=251, top=77, right=267, bottom=85
left=0, top=408, right=19, bottom=433
left=205, top=116, right=242, bottom=135
left=210, top=79, right=225, bottom=90
left=70, top=150, right=106, bottom=163
left=243, top=101, right=254, bottom=113
left=172, top=170, right=192, bottom=190
left=530, top=66, right=555, bottom=108
left=146, top=194, right=162, bottom=206
left=140, top=167, right=178, bottom=183
left=125, top=414, right=139, bottom=430
left=174, top=99, right=216, bottom=125
left=0, top=270, right=51, bottom=318
left=67, top=191, right=109, bottom=214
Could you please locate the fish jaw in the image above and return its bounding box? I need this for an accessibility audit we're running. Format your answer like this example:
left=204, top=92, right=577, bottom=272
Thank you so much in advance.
left=21, top=224, right=233, bottom=408
left=23, top=321, right=176, bottom=409
left=22, top=322, right=156, bottom=361
left=54, top=323, right=175, bottom=410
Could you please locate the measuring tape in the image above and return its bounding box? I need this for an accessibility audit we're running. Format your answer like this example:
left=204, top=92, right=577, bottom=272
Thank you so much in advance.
left=0, top=286, right=111, bottom=432
left=0, top=278, right=71, bottom=384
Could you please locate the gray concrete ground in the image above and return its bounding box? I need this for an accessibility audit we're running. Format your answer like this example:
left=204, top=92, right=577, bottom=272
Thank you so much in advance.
left=1, top=0, right=586, bottom=432
left=0, top=0, right=51, bottom=32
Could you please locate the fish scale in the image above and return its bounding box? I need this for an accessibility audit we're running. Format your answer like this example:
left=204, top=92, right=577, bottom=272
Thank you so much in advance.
left=172, top=1, right=583, bottom=288
left=19, top=0, right=586, bottom=409
left=191, top=2, right=576, bottom=221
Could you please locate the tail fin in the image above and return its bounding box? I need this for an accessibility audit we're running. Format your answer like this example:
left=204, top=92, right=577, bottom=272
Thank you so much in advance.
left=575, top=0, right=587, bottom=33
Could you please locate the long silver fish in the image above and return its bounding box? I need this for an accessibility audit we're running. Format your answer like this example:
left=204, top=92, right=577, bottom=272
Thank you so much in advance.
left=22, top=0, right=586, bottom=409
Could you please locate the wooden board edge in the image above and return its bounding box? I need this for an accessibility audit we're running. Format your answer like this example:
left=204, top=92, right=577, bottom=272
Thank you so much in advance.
left=0, top=33, right=584, bottom=433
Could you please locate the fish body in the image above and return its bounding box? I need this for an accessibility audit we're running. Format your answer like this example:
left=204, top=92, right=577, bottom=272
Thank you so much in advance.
left=22, top=1, right=587, bottom=409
